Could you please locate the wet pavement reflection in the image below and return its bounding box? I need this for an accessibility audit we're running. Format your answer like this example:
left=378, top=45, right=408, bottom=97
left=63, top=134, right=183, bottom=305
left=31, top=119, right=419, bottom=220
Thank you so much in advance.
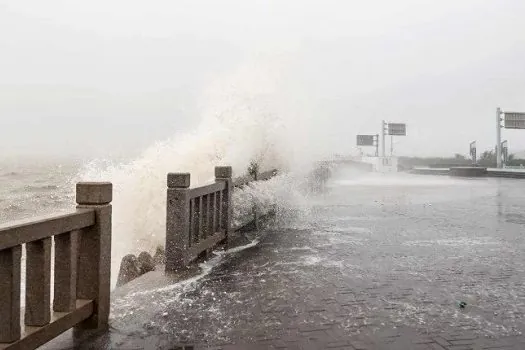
left=46, top=173, right=525, bottom=349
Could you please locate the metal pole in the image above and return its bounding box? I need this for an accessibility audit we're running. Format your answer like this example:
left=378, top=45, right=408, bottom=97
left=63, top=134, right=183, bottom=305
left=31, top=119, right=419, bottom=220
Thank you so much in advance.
left=496, top=107, right=502, bottom=169
left=381, top=120, right=386, bottom=158
left=472, top=142, right=477, bottom=164
left=375, top=134, right=379, bottom=157
left=390, top=135, right=394, bottom=156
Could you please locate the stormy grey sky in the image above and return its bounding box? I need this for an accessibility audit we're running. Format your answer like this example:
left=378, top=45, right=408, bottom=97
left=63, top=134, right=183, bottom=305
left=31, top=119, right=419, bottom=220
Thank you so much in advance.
left=1, top=0, right=525, bottom=159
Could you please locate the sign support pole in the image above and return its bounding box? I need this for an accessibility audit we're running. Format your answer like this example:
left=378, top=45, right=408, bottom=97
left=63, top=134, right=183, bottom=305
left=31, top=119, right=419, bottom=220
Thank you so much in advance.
left=470, top=141, right=477, bottom=164
left=497, top=107, right=502, bottom=169
left=375, top=134, right=379, bottom=157
left=502, top=140, right=508, bottom=167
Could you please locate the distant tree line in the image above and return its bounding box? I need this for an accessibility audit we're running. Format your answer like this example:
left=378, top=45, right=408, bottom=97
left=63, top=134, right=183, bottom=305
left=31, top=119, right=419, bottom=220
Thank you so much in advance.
left=477, top=150, right=525, bottom=167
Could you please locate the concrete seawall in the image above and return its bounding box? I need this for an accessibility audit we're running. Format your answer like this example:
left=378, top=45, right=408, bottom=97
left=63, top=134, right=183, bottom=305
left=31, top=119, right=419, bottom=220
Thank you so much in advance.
left=449, top=167, right=488, bottom=177
left=410, top=167, right=525, bottom=179
left=410, top=168, right=450, bottom=176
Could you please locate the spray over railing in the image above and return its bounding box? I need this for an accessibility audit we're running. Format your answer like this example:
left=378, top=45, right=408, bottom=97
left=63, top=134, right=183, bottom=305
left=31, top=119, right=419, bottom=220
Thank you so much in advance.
left=0, top=183, right=112, bottom=350
left=165, top=165, right=277, bottom=272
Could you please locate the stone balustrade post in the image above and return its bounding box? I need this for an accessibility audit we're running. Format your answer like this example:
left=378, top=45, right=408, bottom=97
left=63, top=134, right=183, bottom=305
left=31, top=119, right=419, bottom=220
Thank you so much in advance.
left=74, top=182, right=112, bottom=330
left=215, top=166, right=233, bottom=245
left=165, top=173, right=191, bottom=272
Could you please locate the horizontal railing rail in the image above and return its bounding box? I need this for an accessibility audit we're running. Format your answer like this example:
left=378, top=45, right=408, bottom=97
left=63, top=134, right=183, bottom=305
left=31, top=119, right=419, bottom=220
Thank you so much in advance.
left=0, top=210, right=95, bottom=251
left=0, top=182, right=112, bottom=350
left=188, top=181, right=226, bottom=199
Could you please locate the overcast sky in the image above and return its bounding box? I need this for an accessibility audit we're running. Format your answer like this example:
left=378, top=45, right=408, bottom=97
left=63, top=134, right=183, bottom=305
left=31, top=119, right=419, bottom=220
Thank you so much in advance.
left=1, top=0, right=524, bottom=158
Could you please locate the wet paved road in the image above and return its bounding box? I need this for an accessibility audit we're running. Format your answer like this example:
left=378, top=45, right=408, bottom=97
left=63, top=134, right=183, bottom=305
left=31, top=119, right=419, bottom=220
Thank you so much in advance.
left=47, top=173, right=525, bottom=349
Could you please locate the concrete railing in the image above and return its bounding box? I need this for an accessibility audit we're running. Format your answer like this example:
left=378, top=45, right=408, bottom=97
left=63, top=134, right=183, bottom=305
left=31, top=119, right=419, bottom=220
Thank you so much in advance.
left=0, top=182, right=112, bottom=350
left=165, top=166, right=232, bottom=272
left=165, top=166, right=277, bottom=272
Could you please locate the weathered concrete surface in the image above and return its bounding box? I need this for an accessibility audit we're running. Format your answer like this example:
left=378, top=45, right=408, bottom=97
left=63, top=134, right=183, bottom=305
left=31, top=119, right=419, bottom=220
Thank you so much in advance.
left=45, top=173, right=525, bottom=349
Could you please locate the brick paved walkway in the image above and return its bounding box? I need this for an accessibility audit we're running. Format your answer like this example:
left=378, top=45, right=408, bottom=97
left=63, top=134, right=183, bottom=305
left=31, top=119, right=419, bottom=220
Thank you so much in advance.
left=46, top=176, right=525, bottom=349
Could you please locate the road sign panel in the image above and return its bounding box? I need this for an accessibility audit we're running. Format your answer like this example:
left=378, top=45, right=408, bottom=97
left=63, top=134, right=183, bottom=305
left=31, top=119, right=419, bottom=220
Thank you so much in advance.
left=387, top=123, right=406, bottom=136
left=356, top=135, right=375, bottom=146
left=504, top=112, right=525, bottom=129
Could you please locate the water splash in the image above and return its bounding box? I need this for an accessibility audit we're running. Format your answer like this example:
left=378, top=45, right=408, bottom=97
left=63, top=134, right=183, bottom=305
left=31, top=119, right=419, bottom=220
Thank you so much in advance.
left=75, top=63, right=318, bottom=287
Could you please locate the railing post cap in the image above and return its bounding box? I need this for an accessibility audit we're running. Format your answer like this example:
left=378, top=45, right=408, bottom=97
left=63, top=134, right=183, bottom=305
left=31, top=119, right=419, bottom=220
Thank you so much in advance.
left=167, top=173, right=191, bottom=188
left=76, top=182, right=112, bottom=205
left=215, top=166, right=232, bottom=179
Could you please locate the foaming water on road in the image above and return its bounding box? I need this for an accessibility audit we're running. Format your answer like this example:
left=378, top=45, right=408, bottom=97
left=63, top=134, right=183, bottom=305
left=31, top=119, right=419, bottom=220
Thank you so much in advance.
left=297, top=174, right=525, bottom=336
left=43, top=174, right=525, bottom=348
left=330, top=170, right=471, bottom=188
left=108, top=238, right=263, bottom=341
